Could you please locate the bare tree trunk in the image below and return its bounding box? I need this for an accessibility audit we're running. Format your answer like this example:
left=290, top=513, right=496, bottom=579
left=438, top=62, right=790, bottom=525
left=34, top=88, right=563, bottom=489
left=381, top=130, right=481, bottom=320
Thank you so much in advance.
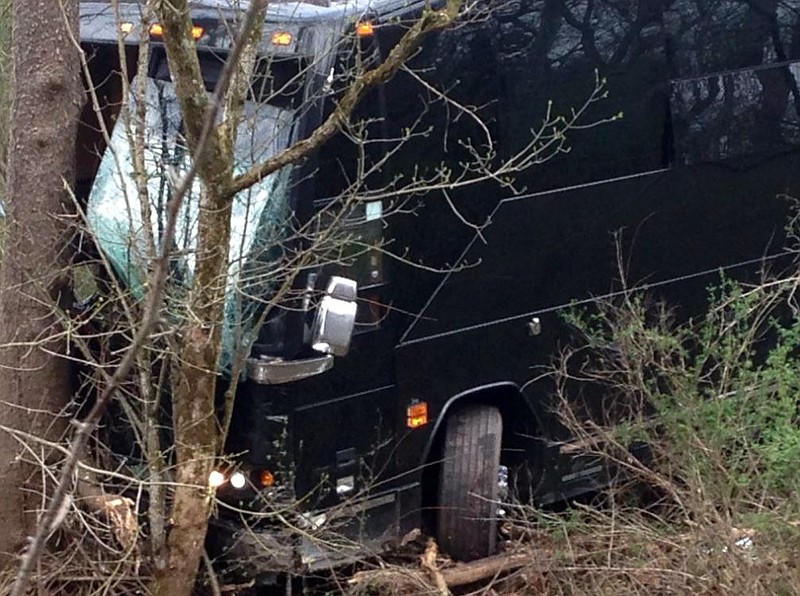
left=148, top=2, right=260, bottom=591
left=0, top=0, right=81, bottom=570
left=151, top=182, right=230, bottom=594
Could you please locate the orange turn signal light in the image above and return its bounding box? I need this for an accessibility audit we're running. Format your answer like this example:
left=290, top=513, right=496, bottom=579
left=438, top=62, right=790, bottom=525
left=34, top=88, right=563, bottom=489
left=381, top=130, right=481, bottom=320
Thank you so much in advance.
left=355, top=21, right=375, bottom=37
left=271, top=31, right=293, bottom=46
left=407, top=401, right=429, bottom=429
left=260, top=470, right=275, bottom=487
left=149, top=23, right=204, bottom=40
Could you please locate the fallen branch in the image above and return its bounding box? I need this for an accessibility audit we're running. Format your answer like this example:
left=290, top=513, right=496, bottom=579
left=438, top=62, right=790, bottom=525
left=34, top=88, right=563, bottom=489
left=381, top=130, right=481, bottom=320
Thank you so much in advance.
left=442, top=551, right=534, bottom=588
left=420, top=539, right=450, bottom=596
left=348, top=547, right=537, bottom=593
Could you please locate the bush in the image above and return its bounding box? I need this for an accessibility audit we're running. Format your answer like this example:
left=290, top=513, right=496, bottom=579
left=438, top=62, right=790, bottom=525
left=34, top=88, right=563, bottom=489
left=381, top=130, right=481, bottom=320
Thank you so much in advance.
left=503, top=269, right=800, bottom=595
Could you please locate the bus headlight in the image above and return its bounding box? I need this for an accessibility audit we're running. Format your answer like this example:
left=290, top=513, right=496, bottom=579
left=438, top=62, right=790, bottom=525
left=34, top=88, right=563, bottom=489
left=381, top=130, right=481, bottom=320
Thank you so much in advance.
left=229, top=471, right=247, bottom=489
left=208, top=470, right=226, bottom=488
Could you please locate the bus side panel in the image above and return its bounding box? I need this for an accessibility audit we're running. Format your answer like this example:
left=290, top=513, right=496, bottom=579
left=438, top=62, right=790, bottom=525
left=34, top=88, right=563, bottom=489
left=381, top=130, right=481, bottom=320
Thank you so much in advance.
left=394, top=153, right=800, bottom=496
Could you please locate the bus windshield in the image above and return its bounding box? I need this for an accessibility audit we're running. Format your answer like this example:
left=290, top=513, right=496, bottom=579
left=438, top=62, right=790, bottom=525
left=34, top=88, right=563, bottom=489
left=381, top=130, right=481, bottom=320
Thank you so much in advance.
left=87, top=75, right=296, bottom=364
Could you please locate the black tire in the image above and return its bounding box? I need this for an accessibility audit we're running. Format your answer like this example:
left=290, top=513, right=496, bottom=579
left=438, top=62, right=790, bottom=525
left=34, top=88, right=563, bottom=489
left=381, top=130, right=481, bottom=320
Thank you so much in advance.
left=436, top=405, right=503, bottom=561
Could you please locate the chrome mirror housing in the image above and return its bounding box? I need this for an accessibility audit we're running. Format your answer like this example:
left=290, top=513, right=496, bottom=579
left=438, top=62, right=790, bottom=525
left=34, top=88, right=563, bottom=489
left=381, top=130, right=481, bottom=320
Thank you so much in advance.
left=311, top=276, right=358, bottom=356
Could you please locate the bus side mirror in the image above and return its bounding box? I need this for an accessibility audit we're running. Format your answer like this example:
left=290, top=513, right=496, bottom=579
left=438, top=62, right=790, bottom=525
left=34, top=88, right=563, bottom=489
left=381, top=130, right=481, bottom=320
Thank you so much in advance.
left=311, top=276, right=358, bottom=357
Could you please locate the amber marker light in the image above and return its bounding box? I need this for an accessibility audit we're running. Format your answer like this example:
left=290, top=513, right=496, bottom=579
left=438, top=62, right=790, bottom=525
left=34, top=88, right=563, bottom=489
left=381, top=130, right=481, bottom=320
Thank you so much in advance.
left=406, top=401, right=429, bottom=429
left=355, top=21, right=375, bottom=37
left=149, top=23, right=203, bottom=40
left=120, top=22, right=134, bottom=34
left=271, top=31, right=293, bottom=46
left=260, top=470, right=275, bottom=487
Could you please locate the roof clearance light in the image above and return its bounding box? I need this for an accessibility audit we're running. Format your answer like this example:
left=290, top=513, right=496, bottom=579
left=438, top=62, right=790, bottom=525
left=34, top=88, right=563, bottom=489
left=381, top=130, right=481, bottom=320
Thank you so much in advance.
left=406, top=401, right=429, bottom=429
left=149, top=23, right=203, bottom=40
left=271, top=31, right=293, bottom=46
left=355, top=21, right=375, bottom=37
left=120, top=22, right=134, bottom=34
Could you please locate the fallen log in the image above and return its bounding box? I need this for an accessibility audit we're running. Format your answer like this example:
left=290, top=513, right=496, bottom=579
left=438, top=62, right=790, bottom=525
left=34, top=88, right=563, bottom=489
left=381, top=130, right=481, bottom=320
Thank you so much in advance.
left=441, top=551, right=534, bottom=588
left=348, top=547, right=539, bottom=593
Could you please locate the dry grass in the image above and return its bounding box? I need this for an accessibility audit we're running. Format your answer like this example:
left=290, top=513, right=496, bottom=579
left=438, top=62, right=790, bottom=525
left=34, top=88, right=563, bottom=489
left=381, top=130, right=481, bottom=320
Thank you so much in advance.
left=484, top=504, right=800, bottom=596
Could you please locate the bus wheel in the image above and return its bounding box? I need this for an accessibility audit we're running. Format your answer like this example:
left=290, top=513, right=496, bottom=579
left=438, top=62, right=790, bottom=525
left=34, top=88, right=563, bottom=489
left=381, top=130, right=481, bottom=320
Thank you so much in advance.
left=436, top=405, right=503, bottom=561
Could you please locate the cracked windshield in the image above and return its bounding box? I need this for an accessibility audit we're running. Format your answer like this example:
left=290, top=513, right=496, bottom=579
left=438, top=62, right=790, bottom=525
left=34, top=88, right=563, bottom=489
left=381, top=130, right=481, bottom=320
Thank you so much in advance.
left=87, top=54, right=297, bottom=359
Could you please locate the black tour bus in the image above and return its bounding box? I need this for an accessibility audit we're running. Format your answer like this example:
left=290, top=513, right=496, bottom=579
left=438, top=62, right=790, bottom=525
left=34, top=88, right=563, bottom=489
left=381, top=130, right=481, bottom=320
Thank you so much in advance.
left=78, top=0, right=800, bottom=581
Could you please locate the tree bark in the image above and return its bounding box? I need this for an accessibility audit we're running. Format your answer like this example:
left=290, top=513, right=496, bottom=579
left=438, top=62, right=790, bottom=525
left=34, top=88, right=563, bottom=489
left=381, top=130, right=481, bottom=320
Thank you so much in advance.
left=150, top=181, right=230, bottom=594
left=0, top=0, right=82, bottom=570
